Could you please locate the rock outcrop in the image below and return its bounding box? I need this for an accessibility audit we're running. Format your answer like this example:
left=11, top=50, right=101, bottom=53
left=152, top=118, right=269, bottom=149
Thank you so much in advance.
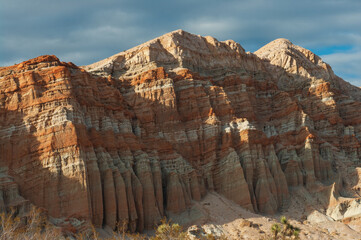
left=0, top=30, right=360, bottom=231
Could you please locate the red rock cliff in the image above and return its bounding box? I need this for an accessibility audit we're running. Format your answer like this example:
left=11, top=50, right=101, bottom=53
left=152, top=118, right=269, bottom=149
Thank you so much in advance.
left=1, top=30, right=361, bottom=231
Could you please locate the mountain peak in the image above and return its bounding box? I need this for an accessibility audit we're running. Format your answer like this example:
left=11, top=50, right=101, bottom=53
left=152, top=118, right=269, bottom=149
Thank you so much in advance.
left=254, top=37, right=327, bottom=77
left=2, top=30, right=361, bottom=238
left=270, top=38, right=293, bottom=45
left=167, top=28, right=188, bottom=35
left=254, top=38, right=295, bottom=58
left=84, top=30, right=246, bottom=79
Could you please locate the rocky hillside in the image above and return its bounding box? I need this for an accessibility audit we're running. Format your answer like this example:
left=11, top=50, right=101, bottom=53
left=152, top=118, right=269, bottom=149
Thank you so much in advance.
left=1, top=30, right=361, bottom=234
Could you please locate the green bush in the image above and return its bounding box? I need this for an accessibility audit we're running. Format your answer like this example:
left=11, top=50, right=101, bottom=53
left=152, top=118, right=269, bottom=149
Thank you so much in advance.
left=150, top=218, right=189, bottom=240
left=271, top=216, right=300, bottom=240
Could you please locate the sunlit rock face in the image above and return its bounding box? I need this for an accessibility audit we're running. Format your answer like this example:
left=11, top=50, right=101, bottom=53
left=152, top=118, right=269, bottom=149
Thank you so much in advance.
left=0, top=30, right=360, bottom=231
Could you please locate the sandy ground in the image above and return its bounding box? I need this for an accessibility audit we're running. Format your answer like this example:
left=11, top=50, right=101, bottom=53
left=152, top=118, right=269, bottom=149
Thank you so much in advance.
left=97, top=185, right=361, bottom=239
left=176, top=191, right=361, bottom=240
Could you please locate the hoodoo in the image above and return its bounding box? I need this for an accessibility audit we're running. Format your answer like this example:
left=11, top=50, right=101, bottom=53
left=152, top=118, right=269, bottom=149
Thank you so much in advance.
left=1, top=30, right=361, bottom=234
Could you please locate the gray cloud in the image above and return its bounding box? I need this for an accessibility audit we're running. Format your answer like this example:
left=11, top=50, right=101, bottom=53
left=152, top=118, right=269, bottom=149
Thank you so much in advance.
left=1, top=0, right=361, bottom=85
left=322, top=47, right=361, bottom=86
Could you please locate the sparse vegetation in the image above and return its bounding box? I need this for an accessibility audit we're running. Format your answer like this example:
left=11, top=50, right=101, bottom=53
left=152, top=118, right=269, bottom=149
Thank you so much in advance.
left=0, top=209, right=231, bottom=240
left=0, top=207, right=143, bottom=240
left=204, top=233, right=228, bottom=240
left=150, top=218, right=189, bottom=240
left=270, top=216, right=300, bottom=240
left=0, top=207, right=63, bottom=240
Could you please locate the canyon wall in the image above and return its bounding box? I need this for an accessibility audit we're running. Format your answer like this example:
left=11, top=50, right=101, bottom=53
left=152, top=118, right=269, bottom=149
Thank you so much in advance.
left=0, top=30, right=360, bottom=231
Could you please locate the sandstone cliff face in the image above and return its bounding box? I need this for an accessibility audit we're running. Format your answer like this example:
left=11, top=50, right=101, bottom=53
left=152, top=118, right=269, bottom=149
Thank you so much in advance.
left=1, top=30, right=361, bottom=231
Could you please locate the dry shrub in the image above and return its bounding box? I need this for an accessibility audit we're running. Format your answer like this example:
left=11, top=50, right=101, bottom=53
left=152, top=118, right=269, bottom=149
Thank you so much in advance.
left=0, top=210, right=229, bottom=239
left=0, top=207, right=64, bottom=240
left=150, top=218, right=189, bottom=240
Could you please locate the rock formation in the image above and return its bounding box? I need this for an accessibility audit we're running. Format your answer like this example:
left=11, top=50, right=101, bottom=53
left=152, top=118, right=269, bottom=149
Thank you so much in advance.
left=0, top=30, right=360, bottom=231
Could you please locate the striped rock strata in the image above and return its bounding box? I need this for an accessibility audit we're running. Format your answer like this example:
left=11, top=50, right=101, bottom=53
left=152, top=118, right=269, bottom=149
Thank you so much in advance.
left=0, top=30, right=360, bottom=231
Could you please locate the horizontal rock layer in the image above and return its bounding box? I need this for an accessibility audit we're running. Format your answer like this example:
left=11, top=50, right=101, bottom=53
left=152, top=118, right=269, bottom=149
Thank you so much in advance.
left=0, top=30, right=360, bottom=231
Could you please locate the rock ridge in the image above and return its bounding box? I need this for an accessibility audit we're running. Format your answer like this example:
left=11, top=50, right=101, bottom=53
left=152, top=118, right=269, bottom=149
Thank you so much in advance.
left=0, top=30, right=360, bottom=232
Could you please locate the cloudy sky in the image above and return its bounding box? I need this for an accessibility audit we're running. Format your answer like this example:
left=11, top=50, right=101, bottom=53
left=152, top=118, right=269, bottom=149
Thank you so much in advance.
left=1, top=0, right=361, bottom=86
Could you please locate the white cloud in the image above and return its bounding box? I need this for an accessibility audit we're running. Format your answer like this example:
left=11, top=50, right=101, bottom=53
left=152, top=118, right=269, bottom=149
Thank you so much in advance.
left=322, top=50, right=361, bottom=64
left=183, top=17, right=240, bottom=39
left=321, top=49, right=361, bottom=86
